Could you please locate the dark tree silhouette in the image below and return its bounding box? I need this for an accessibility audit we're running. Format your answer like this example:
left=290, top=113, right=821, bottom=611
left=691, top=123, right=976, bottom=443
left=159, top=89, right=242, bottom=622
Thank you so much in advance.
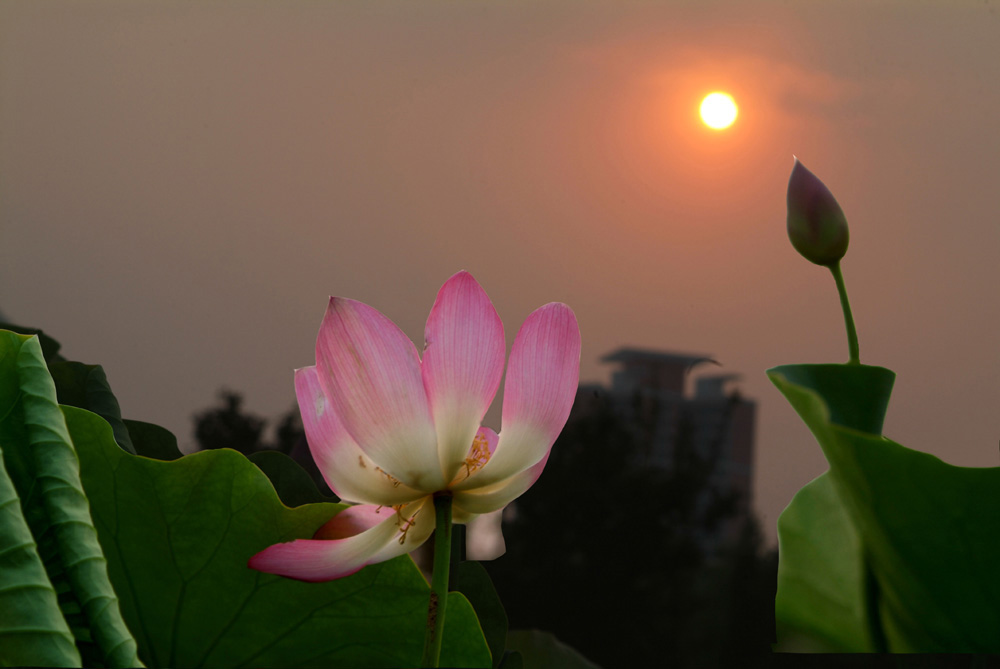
left=485, top=388, right=777, bottom=668
left=193, top=390, right=302, bottom=455
left=192, top=390, right=332, bottom=495
left=193, top=390, right=267, bottom=455
left=272, top=408, right=305, bottom=455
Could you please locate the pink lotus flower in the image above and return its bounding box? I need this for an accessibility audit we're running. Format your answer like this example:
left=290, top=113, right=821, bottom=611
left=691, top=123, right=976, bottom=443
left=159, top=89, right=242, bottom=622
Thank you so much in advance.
left=249, top=271, right=580, bottom=582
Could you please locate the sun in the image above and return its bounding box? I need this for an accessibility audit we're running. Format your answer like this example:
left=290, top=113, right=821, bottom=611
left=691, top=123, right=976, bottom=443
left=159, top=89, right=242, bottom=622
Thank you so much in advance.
left=700, top=92, right=738, bottom=130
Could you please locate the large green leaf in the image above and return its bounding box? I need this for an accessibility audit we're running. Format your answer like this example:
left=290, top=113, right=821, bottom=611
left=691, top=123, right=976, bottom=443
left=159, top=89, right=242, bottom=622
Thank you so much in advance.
left=505, top=630, right=601, bottom=669
left=0, top=416, right=80, bottom=667
left=49, top=361, right=135, bottom=454
left=0, top=322, right=65, bottom=363
left=439, top=591, right=492, bottom=669
left=247, top=450, right=333, bottom=507
left=770, top=364, right=1000, bottom=652
left=454, top=560, right=508, bottom=668
left=0, top=331, right=140, bottom=668
left=774, top=473, right=872, bottom=652
left=123, top=419, right=183, bottom=461
left=68, top=404, right=491, bottom=668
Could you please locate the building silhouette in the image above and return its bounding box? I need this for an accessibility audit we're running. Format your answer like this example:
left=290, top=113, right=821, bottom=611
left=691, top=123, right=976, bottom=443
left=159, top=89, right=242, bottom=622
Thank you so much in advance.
left=579, top=347, right=757, bottom=549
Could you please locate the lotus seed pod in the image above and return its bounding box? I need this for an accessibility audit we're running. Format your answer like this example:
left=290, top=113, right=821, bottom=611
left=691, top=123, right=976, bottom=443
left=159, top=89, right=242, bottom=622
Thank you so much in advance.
left=786, top=158, right=850, bottom=266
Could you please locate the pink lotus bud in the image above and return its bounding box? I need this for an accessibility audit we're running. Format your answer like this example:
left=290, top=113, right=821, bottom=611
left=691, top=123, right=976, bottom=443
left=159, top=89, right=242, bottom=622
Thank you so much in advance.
left=786, top=158, right=849, bottom=266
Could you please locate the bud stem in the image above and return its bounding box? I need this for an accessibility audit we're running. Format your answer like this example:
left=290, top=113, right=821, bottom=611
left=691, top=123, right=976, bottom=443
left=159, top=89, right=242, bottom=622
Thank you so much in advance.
left=421, top=493, right=453, bottom=668
left=829, top=261, right=860, bottom=364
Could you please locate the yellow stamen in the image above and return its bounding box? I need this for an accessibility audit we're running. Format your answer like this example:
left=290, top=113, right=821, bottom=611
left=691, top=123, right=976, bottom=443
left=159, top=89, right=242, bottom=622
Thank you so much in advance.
left=397, top=514, right=417, bottom=544
left=375, top=466, right=402, bottom=488
left=462, top=432, right=492, bottom=479
left=378, top=503, right=406, bottom=517
left=389, top=504, right=419, bottom=544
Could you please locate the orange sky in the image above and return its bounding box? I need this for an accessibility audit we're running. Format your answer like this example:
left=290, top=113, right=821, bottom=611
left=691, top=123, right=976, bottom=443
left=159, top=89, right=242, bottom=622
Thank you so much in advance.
left=2, top=0, right=998, bottom=545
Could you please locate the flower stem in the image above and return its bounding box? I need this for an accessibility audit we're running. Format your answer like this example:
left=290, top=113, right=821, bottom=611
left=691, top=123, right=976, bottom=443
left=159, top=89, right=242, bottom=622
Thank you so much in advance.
left=829, top=261, right=860, bottom=364
left=421, top=493, right=453, bottom=668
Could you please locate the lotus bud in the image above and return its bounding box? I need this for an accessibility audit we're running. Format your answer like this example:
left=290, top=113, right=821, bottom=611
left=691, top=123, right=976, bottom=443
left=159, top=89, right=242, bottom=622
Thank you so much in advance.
left=786, top=158, right=849, bottom=266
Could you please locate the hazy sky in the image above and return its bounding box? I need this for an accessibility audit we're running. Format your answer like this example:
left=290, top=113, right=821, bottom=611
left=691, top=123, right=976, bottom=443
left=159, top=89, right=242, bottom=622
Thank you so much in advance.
left=2, top=0, right=998, bottom=545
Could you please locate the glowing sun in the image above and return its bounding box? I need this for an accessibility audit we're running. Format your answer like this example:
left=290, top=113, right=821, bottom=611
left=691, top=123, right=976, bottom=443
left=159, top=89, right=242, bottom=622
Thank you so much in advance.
left=700, top=92, right=738, bottom=130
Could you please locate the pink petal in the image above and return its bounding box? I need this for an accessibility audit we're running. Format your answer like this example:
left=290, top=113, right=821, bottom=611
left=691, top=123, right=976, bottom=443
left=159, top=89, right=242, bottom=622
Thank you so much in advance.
left=316, top=297, right=444, bottom=492
left=452, top=452, right=550, bottom=515
left=248, top=500, right=434, bottom=582
left=311, top=503, right=391, bottom=539
left=454, top=303, right=580, bottom=491
left=295, top=366, right=425, bottom=506
left=422, top=271, right=505, bottom=483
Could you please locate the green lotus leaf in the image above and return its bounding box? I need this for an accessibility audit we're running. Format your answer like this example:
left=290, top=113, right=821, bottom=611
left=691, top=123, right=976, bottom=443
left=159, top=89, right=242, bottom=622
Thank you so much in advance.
left=0, top=322, right=65, bottom=363
left=0, top=331, right=140, bottom=668
left=67, top=404, right=491, bottom=668
left=440, top=591, right=492, bottom=669
left=774, top=472, right=872, bottom=652
left=505, top=630, right=601, bottom=669
left=123, top=419, right=183, bottom=461
left=247, top=450, right=333, bottom=507
left=49, top=360, right=135, bottom=454
left=770, top=364, right=1000, bottom=653
left=498, top=649, right=524, bottom=669
left=0, top=416, right=80, bottom=668
left=455, top=560, right=508, bottom=668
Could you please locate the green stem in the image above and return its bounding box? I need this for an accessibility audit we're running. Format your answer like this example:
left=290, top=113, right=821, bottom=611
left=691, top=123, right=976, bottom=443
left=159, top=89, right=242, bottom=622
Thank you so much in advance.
left=829, top=261, right=860, bottom=365
left=421, top=493, right=453, bottom=668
